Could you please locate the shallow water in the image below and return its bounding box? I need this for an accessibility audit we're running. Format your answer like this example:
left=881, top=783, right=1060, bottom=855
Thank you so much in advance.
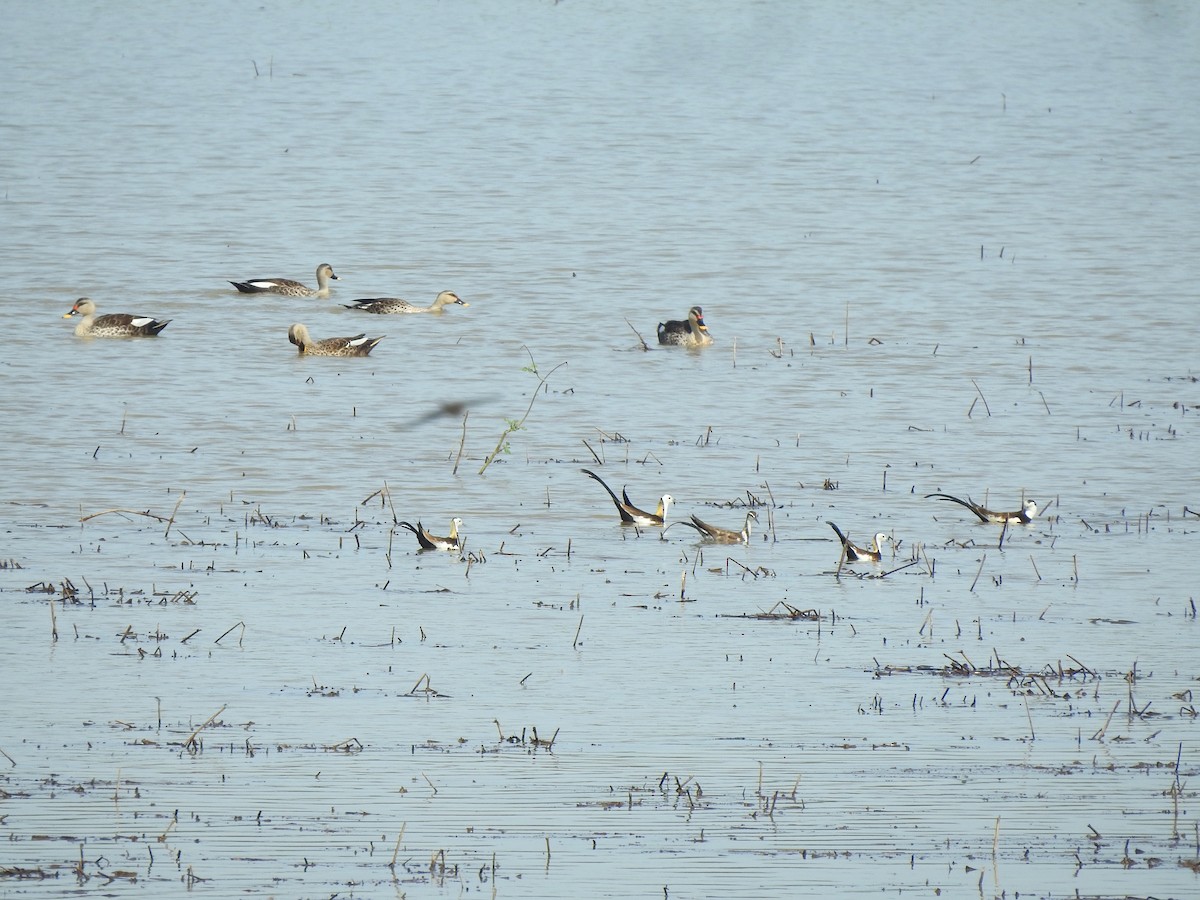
left=2, top=1, right=1199, bottom=897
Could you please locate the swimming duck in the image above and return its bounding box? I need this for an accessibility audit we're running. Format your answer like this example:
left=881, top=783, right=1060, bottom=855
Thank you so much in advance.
left=925, top=493, right=1038, bottom=525
left=399, top=517, right=463, bottom=552
left=679, top=509, right=758, bottom=544
left=62, top=297, right=171, bottom=337
left=230, top=263, right=339, bottom=298
left=287, top=323, right=384, bottom=357
left=344, top=291, right=469, bottom=314
left=657, top=306, right=713, bottom=347
left=581, top=468, right=673, bottom=526
left=828, top=522, right=890, bottom=563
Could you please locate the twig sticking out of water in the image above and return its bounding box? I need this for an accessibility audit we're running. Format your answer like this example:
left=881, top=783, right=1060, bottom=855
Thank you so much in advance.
left=0, top=745, right=16, bottom=767
left=80, top=507, right=169, bottom=524
left=389, top=823, right=407, bottom=870
left=453, top=412, right=469, bottom=475
left=479, top=354, right=566, bottom=474
left=184, top=704, right=227, bottom=753
left=969, top=554, right=987, bottom=592
left=164, top=491, right=186, bottom=538
left=625, top=318, right=650, bottom=351
left=215, top=621, right=245, bottom=646
left=970, top=379, right=992, bottom=417
left=1091, top=699, right=1121, bottom=741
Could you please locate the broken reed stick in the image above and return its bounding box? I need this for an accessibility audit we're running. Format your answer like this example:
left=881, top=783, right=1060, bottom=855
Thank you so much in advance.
left=1091, top=699, right=1121, bottom=740
left=969, top=553, right=987, bottom=592
left=49, top=597, right=58, bottom=641
left=214, top=621, right=245, bottom=645
left=452, top=412, right=469, bottom=476
left=184, top=704, right=227, bottom=751
left=572, top=614, right=584, bottom=649
left=1022, top=695, right=1035, bottom=740
left=384, top=480, right=399, bottom=524
left=80, top=507, right=169, bottom=524
left=0, top=745, right=16, bottom=767
left=164, top=491, right=186, bottom=538
left=389, top=823, right=406, bottom=869
left=970, top=379, right=992, bottom=416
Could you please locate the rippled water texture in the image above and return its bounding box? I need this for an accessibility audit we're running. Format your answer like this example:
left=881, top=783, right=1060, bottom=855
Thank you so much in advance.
left=2, top=1, right=1199, bottom=897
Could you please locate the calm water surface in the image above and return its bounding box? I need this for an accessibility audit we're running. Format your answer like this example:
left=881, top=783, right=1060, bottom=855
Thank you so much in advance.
left=2, top=1, right=1198, bottom=897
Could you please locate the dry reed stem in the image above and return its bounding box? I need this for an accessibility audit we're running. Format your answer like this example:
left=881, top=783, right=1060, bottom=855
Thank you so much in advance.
left=389, top=823, right=406, bottom=869
left=164, top=491, right=186, bottom=538
left=970, top=379, right=992, bottom=416
left=572, top=614, right=584, bottom=649
left=1091, top=699, right=1122, bottom=740
left=969, top=553, right=987, bottom=592
left=80, top=507, right=169, bottom=524
left=452, top=412, right=469, bottom=475
left=215, top=621, right=245, bottom=645
left=184, top=704, right=227, bottom=752
left=0, top=745, right=16, bottom=767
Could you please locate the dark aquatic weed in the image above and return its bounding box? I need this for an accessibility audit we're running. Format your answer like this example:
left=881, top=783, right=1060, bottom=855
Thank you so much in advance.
left=719, top=601, right=824, bottom=622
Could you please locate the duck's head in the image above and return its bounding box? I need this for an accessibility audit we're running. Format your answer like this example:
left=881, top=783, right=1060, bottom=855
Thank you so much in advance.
left=63, top=297, right=95, bottom=318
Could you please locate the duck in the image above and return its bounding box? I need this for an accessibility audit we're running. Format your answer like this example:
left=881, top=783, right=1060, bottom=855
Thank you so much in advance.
left=581, top=468, right=673, bottom=526
left=925, top=493, right=1038, bottom=525
left=287, top=323, right=384, bottom=357
left=657, top=306, right=713, bottom=347
left=62, top=297, right=171, bottom=337
left=344, top=291, right=469, bottom=315
left=399, top=517, right=463, bottom=552
left=230, top=263, right=339, bottom=298
left=828, top=522, right=890, bottom=563
left=678, top=509, right=758, bottom=544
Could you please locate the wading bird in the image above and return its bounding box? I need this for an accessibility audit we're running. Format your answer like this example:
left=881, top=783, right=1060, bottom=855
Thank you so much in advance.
left=677, top=509, right=758, bottom=544
left=399, top=517, right=464, bottom=552
left=828, top=522, right=890, bottom=563
left=925, top=493, right=1038, bottom=524
left=581, top=468, right=673, bottom=526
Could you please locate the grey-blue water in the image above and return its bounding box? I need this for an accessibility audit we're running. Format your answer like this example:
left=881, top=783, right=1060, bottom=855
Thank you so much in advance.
left=2, top=1, right=1198, bottom=897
